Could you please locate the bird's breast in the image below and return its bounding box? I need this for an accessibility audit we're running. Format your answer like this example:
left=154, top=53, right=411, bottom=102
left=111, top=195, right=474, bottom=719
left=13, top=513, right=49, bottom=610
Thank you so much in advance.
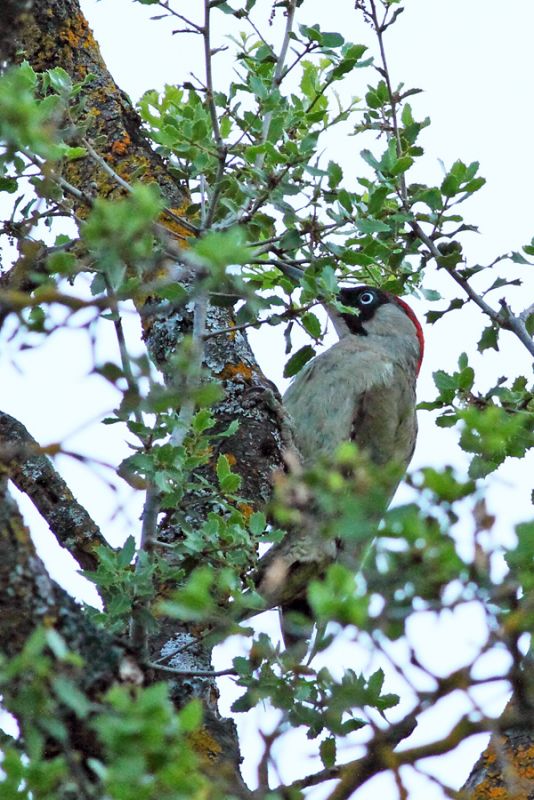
left=284, top=342, right=399, bottom=461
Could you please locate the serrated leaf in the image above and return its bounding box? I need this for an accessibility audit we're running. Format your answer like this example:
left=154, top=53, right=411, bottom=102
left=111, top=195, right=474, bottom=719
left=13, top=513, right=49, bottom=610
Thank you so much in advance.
left=356, top=218, right=390, bottom=234
left=511, top=251, right=531, bottom=265
left=117, top=535, right=136, bottom=568
left=417, top=187, right=442, bottom=211
left=216, top=453, right=231, bottom=480
left=441, top=174, right=460, bottom=197
left=327, top=160, right=343, bottom=189
left=220, top=473, right=241, bottom=493
left=233, top=656, right=252, bottom=676
left=478, top=325, right=499, bottom=353
left=433, top=370, right=457, bottom=392
left=367, top=186, right=389, bottom=214
left=367, top=667, right=385, bottom=698
left=191, top=408, right=216, bottom=433
left=390, top=155, right=413, bottom=176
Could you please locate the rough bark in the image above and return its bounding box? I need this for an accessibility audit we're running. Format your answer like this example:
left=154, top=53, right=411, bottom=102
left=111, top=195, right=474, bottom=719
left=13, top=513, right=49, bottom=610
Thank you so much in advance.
left=461, top=697, right=534, bottom=800
left=1, top=0, right=284, bottom=793
left=0, top=473, right=125, bottom=761
left=0, top=411, right=106, bottom=570
left=4, top=1, right=531, bottom=796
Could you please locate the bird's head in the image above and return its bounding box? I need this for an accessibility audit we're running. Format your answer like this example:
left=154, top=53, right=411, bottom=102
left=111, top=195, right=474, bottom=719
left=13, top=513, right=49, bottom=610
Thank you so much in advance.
left=329, top=285, right=425, bottom=374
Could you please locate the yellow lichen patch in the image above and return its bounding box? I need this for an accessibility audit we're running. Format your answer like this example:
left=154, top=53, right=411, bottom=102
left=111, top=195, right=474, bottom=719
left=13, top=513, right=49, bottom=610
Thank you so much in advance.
left=159, top=203, right=194, bottom=243
left=189, top=727, right=223, bottom=762
left=218, top=363, right=254, bottom=381
left=111, top=133, right=132, bottom=156
left=471, top=739, right=534, bottom=800
left=515, top=744, right=534, bottom=780
left=58, top=12, right=100, bottom=58
left=237, top=502, right=254, bottom=521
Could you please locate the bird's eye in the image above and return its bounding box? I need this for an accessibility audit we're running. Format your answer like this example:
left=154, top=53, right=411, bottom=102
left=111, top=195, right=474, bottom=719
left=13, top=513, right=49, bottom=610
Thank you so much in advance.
left=359, top=291, right=375, bottom=306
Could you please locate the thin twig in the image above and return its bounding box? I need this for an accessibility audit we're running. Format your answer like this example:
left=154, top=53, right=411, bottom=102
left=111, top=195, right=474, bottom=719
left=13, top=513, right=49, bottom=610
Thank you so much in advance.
left=129, top=486, right=159, bottom=657
left=145, top=661, right=237, bottom=678
left=103, top=276, right=144, bottom=428
left=202, top=300, right=318, bottom=341
left=203, top=0, right=221, bottom=146
left=412, top=222, right=534, bottom=356
left=156, top=1, right=202, bottom=32
left=83, top=138, right=198, bottom=236
left=201, top=0, right=227, bottom=228
left=368, top=0, right=406, bottom=198
left=256, top=0, right=297, bottom=168
left=362, top=1, right=534, bottom=358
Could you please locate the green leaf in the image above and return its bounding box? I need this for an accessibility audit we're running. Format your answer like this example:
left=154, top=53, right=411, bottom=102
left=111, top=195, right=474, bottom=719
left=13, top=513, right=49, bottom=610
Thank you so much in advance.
left=367, top=668, right=385, bottom=699
left=360, top=148, right=380, bottom=170
left=367, top=186, right=389, bottom=214
left=355, top=218, right=390, bottom=234
left=301, top=311, right=322, bottom=339
left=158, top=567, right=215, bottom=621
left=463, top=177, right=486, bottom=194
left=327, top=160, right=343, bottom=189
left=284, top=345, right=316, bottom=378
left=436, top=413, right=458, bottom=428
left=51, top=676, right=91, bottom=718
left=320, top=32, right=344, bottom=48
left=417, top=187, right=442, bottom=211
left=179, top=699, right=203, bottom=732
left=0, top=176, right=18, bottom=193
left=511, top=251, right=531, bottom=265
left=433, top=370, right=457, bottom=392
left=45, top=67, right=72, bottom=95
left=44, top=629, right=69, bottom=660
left=249, top=511, right=267, bottom=536
left=46, top=250, right=77, bottom=274
left=191, top=408, right=216, bottom=433
left=320, top=736, right=336, bottom=768
left=390, top=155, right=414, bottom=176
left=194, top=227, right=251, bottom=269
left=28, top=306, right=45, bottom=329
left=216, top=454, right=242, bottom=494
left=337, top=189, right=353, bottom=212
left=117, top=535, right=136, bottom=568
left=478, top=325, right=499, bottom=353
left=441, top=174, right=460, bottom=197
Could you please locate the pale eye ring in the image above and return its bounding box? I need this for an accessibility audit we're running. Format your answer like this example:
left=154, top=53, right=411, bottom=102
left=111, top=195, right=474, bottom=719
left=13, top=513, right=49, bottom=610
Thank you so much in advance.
left=359, top=290, right=375, bottom=305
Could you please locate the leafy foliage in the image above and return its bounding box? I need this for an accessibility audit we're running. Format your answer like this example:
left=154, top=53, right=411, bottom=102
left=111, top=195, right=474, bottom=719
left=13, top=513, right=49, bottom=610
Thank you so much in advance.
left=0, top=0, right=533, bottom=798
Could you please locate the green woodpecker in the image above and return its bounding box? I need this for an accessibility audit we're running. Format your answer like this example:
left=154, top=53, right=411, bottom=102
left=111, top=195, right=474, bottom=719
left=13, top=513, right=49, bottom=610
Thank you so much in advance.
left=255, top=285, right=424, bottom=639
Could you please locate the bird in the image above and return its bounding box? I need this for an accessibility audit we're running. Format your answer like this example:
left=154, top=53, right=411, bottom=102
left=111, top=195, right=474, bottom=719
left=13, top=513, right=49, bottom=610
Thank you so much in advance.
left=254, top=284, right=425, bottom=643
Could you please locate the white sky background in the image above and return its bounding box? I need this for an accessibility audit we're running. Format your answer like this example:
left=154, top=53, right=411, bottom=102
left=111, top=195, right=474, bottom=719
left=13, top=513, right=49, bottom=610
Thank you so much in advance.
left=1, top=1, right=534, bottom=797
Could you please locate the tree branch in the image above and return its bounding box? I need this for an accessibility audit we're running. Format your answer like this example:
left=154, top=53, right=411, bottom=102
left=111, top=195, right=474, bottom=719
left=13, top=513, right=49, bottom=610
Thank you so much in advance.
left=363, top=0, right=534, bottom=358
left=0, top=411, right=106, bottom=571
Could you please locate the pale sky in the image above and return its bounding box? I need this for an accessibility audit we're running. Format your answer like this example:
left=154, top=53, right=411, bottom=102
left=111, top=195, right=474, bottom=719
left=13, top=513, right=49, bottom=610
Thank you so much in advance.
left=2, top=2, right=534, bottom=797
